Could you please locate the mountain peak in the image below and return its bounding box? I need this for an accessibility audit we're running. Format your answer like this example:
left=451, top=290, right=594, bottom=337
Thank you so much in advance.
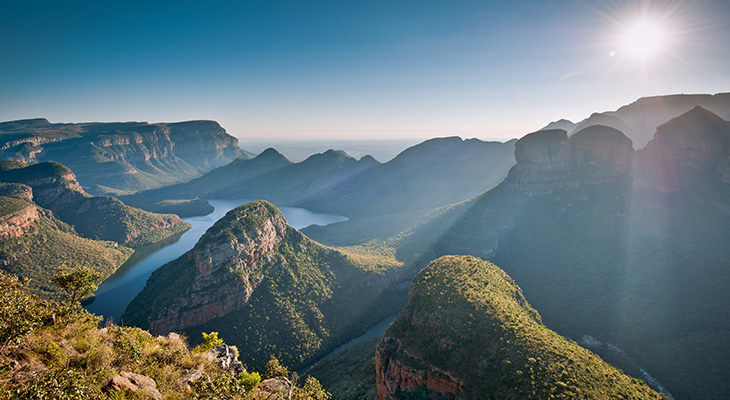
left=254, top=148, right=290, bottom=163
left=540, top=118, right=576, bottom=133
left=655, top=106, right=729, bottom=138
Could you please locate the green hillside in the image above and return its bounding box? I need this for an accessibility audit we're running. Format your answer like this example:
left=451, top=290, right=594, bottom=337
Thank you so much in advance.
left=379, top=255, right=667, bottom=399
left=0, top=208, right=133, bottom=300
left=0, top=270, right=330, bottom=399
left=123, top=201, right=410, bottom=372
left=0, top=160, right=191, bottom=248
left=396, top=109, right=730, bottom=399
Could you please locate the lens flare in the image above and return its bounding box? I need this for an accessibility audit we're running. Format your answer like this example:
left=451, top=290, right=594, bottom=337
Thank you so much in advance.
left=621, top=20, right=666, bottom=59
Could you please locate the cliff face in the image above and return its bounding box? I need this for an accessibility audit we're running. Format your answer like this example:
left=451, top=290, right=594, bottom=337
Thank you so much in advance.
left=124, top=200, right=409, bottom=371
left=376, top=256, right=666, bottom=400
left=0, top=200, right=40, bottom=241
left=0, top=161, right=190, bottom=248
left=376, top=336, right=463, bottom=399
left=0, top=119, right=246, bottom=194
left=550, top=93, right=730, bottom=149
left=147, top=201, right=289, bottom=334
left=508, top=125, right=634, bottom=194
left=400, top=107, right=730, bottom=399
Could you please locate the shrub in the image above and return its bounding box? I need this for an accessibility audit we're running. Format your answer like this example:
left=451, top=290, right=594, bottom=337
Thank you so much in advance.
left=0, top=271, right=43, bottom=344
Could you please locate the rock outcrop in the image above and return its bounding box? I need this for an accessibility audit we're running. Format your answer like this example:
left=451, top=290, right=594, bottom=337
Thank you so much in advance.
left=376, top=336, right=463, bottom=399
left=639, top=106, right=730, bottom=192
left=146, top=201, right=288, bottom=334
left=0, top=161, right=190, bottom=248
left=123, top=200, right=409, bottom=371
left=104, top=371, right=162, bottom=400
left=0, top=119, right=247, bottom=194
left=508, top=125, right=634, bottom=194
left=0, top=200, right=40, bottom=241
left=376, top=256, right=667, bottom=400
left=208, top=344, right=246, bottom=376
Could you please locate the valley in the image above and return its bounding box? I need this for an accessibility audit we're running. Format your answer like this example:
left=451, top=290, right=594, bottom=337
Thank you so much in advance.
left=1, top=92, right=729, bottom=399
left=85, top=199, right=349, bottom=324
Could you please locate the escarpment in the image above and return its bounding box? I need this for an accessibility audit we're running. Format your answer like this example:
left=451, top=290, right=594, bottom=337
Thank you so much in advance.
left=0, top=119, right=246, bottom=194
left=0, top=198, right=40, bottom=240
left=376, top=256, right=666, bottom=400
left=638, top=106, right=730, bottom=192
left=507, top=125, right=634, bottom=194
left=124, top=200, right=409, bottom=371
left=146, top=201, right=290, bottom=334
left=0, top=161, right=189, bottom=247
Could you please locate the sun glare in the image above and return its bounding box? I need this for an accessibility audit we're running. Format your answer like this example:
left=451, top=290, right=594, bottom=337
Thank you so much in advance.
left=620, top=20, right=667, bottom=59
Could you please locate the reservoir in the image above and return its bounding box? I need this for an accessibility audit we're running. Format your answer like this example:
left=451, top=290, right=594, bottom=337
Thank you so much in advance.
left=84, top=199, right=347, bottom=323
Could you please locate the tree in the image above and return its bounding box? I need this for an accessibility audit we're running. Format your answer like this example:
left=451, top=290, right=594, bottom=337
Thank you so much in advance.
left=52, top=265, right=102, bottom=304
left=0, top=271, right=41, bottom=344
left=263, top=356, right=290, bottom=379
left=292, top=376, right=331, bottom=400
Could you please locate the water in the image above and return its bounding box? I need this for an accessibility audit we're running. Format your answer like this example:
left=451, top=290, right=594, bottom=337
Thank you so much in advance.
left=84, top=199, right=347, bottom=323
left=299, top=312, right=400, bottom=374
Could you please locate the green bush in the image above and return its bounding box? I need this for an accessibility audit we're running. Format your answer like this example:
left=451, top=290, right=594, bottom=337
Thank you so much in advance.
left=0, top=271, right=42, bottom=344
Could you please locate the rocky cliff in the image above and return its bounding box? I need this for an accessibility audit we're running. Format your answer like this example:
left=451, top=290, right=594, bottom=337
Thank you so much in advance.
left=123, top=200, right=409, bottom=371
left=376, top=256, right=666, bottom=400
left=544, top=92, right=730, bottom=148
left=508, top=125, right=634, bottom=194
left=0, top=119, right=247, bottom=194
left=146, top=201, right=289, bottom=334
left=398, top=107, right=730, bottom=399
left=0, top=161, right=190, bottom=248
left=0, top=198, right=40, bottom=241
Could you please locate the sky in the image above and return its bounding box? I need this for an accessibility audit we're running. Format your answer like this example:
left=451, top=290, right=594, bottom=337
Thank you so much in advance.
left=1, top=0, right=729, bottom=142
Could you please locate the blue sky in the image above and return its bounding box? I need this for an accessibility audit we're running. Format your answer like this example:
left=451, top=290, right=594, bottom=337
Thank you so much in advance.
left=1, top=0, right=729, bottom=141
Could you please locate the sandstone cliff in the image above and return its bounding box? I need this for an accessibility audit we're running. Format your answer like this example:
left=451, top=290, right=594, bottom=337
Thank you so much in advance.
left=0, top=198, right=40, bottom=241
left=0, top=161, right=190, bottom=247
left=544, top=92, right=730, bottom=148
left=123, top=200, right=410, bottom=371
left=638, top=106, right=730, bottom=192
left=398, top=107, right=730, bottom=399
left=376, top=256, right=666, bottom=400
left=147, top=201, right=289, bottom=334
left=508, top=125, right=634, bottom=194
left=0, top=119, right=247, bottom=194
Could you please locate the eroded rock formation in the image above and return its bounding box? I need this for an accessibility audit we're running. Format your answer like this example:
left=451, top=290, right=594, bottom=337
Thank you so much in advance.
left=508, top=125, right=634, bottom=194
left=147, top=201, right=290, bottom=334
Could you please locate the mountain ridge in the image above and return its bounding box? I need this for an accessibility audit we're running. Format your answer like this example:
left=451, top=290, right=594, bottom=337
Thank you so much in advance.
left=123, top=200, right=412, bottom=371
left=0, top=118, right=248, bottom=194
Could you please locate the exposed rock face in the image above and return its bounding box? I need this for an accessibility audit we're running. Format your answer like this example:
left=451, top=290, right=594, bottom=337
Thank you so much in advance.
left=376, top=256, right=666, bottom=400
left=125, top=200, right=409, bottom=372
left=104, top=371, right=162, bottom=400
left=0, top=203, right=40, bottom=241
left=550, top=92, right=730, bottom=149
left=508, top=125, right=634, bottom=194
left=639, top=106, right=730, bottom=192
left=0, top=183, right=33, bottom=202
left=256, top=377, right=293, bottom=399
left=0, top=161, right=189, bottom=247
left=208, top=344, right=246, bottom=376
left=147, top=201, right=289, bottom=334
left=0, top=119, right=245, bottom=193
left=376, top=336, right=463, bottom=400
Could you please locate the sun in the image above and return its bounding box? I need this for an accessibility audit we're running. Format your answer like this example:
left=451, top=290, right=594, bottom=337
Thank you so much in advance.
left=620, top=19, right=667, bottom=59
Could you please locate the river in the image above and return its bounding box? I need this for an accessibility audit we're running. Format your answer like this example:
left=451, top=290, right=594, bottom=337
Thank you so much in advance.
left=84, top=199, right=347, bottom=323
